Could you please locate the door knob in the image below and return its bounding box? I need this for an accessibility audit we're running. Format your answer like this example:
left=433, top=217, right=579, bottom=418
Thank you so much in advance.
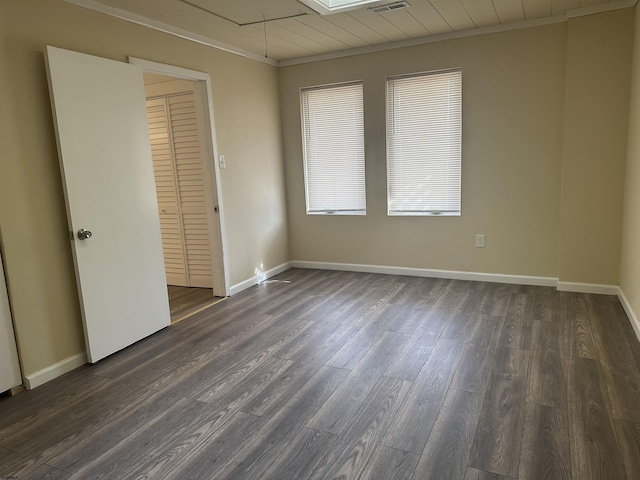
left=77, top=228, right=92, bottom=240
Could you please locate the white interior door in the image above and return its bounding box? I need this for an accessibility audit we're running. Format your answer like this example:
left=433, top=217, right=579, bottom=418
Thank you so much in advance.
left=45, top=46, right=170, bottom=363
left=0, top=250, right=21, bottom=392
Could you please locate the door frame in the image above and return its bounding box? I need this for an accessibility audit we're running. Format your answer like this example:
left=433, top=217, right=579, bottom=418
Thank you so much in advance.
left=130, top=58, right=230, bottom=297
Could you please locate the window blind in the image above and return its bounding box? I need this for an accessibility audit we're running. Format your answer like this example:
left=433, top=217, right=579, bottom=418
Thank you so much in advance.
left=301, top=82, right=366, bottom=215
left=386, top=69, right=462, bottom=216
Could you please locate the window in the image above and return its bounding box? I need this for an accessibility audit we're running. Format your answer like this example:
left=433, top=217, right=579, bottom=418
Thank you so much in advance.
left=301, top=82, right=366, bottom=215
left=386, top=69, right=462, bottom=216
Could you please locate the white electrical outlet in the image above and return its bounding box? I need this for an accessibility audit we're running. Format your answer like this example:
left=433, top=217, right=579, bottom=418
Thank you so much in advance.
left=476, top=234, right=485, bottom=248
left=219, top=154, right=226, bottom=168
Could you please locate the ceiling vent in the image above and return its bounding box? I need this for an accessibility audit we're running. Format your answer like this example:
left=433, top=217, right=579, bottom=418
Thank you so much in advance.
left=370, top=1, right=410, bottom=13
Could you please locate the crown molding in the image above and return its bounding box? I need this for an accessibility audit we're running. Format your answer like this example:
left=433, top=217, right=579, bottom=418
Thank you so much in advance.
left=280, top=0, right=638, bottom=66
left=61, top=0, right=278, bottom=66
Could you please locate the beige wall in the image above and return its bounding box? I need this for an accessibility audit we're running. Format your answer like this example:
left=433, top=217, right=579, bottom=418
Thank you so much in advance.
left=558, top=9, right=633, bottom=285
left=0, top=0, right=288, bottom=377
left=621, top=4, right=640, bottom=328
left=280, top=24, right=568, bottom=278
left=280, top=10, right=634, bottom=284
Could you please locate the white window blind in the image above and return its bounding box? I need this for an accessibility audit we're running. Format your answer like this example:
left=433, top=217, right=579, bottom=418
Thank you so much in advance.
left=301, top=82, right=366, bottom=215
left=386, top=69, right=462, bottom=216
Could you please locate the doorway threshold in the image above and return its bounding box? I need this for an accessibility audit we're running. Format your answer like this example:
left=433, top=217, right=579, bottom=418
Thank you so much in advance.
left=171, top=297, right=225, bottom=325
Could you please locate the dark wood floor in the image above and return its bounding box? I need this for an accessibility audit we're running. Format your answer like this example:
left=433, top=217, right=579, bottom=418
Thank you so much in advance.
left=168, top=285, right=219, bottom=323
left=2, top=268, right=640, bottom=479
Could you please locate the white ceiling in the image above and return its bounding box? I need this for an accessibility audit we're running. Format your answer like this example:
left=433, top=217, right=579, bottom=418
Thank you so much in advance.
left=64, top=0, right=633, bottom=65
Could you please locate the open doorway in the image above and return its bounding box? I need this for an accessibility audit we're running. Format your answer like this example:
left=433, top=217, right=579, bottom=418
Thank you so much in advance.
left=138, top=65, right=229, bottom=323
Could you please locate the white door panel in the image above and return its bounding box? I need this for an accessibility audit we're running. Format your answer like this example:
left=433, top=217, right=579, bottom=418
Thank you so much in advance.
left=0, top=251, right=21, bottom=392
left=45, top=46, right=170, bottom=363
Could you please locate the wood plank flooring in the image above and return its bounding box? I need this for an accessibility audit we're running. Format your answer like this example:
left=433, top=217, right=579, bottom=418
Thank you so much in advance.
left=2, top=268, right=640, bottom=479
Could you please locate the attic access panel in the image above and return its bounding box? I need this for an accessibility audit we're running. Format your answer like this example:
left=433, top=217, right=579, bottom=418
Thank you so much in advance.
left=181, top=0, right=310, bottom=25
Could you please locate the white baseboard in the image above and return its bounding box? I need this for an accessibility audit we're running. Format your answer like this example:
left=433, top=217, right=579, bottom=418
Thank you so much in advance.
left=24, top=352, right=87, bottom=390
left=290, top=260, right=558, bottom=287
left=229, top=261, right=292, bottom=296
left=617, top=287, right=640, bottom=342
left=556, top=281, right=619, bottom=295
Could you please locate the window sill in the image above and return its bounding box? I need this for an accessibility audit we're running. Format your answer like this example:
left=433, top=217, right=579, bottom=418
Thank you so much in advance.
left=307, top=211, right=366, bottom=216
left=387, top=211, right=460, bottom=217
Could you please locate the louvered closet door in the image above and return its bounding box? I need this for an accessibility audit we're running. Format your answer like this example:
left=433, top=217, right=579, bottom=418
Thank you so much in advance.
left=147, top=97, right=188, bottom=286
left=146, top=92, right=214, bottom=288
left=169, top=93, right=213, bottom=288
